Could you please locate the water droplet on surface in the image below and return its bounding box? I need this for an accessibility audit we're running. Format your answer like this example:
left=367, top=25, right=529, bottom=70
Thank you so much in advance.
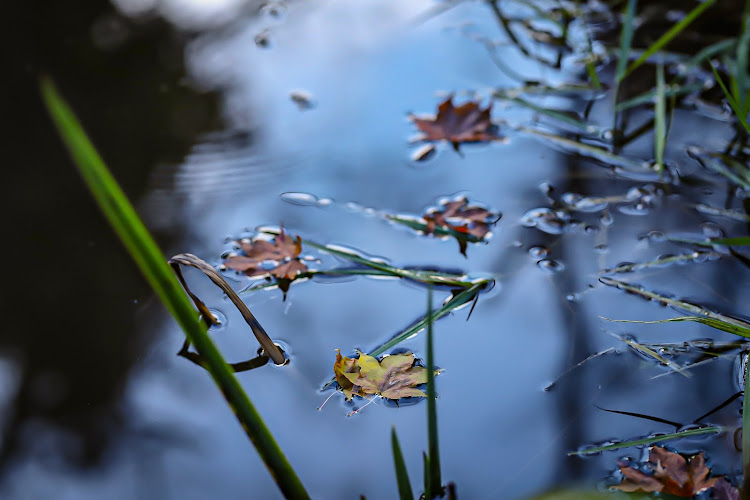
left=281, top=192, right=319, bottom=206
left=600, top=211, right=614, bottom=226
left=584, top=224, right=599, bottom=235
left=289, top=90, right=315, bottom=110
left=594, top=244, right=608, bottom=254
left=700, top=222, right=724, bottom=238
left=520, top=208, right=569, bottom=234
left=562, top=192, right=608, bottom=212
left=537, top=259, right=565, bottom=273
left=528, top=246, right=549, bottom=258
left=260, top=1, right=287, bottom=20
left=208, top=309, right=227, bottom=331
left=254, top=29, right=271, bottom=48
left=410, top=143, right=437, bottom=162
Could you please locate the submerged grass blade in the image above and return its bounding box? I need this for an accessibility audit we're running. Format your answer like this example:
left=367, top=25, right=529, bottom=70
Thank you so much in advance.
left=624, top=0, right=718, bottom=78
left=598, top=252, right=719, bottom=275
left=600, top=277, right=750, bottom=336
left=654, top=63, right=667, bottom=172
left=511, top=125, right=656, bottom=176
left=425, top=287, right=441, bottom=499
left=612, top=333, right=691, bottom=377
left=259, top=228, right=485, bottom=289
left=494, top=95, right=601, bottom=134
left=40, top=77, right=310, bottom=500
left=391, top=427, right=414, bottom=500
left=569, top=426, right=721, bottom=455
left=603, top=316, right=750, bottom=339
left=615, top=82, right=704, bottom=112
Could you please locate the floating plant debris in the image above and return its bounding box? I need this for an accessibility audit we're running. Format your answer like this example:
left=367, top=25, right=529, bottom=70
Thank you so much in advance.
left=332, top=349, right=431, bottom=401
left=612, top=446, right=723, bottom=497
left=410, top=97, right=503, bottom=152
left=387, top=196, right=500, bottom=256
left=223, top=227, right=307, bottom=297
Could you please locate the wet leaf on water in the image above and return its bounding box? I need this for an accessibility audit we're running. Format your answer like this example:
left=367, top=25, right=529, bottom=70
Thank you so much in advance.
left=411, top=97, right=502, bottom=151
left=612, top=446, right=722, bottom=497
left=333, top=349, right=430, bottom=401
left=224, top=227, right=308, bottom=297
left=423, top=197, right=499, bottom=256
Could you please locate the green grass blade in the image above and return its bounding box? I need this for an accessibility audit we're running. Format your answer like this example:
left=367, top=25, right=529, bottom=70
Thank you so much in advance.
left=654, top=63, right=667, bottom=172
left=569, top=426, right=721, bottom=456
left=391, top=427, right=414, bottom=500
left=370, top=283, right=486, bottom=359
left=425, top=287, right=441, bottom=499
left=602, top=316, right=750, bottom=339
left=667, top=235, right=750, bottom=247
left=600, top=277, right=750, bottom=336
left=615, top=0, right=638, bottom=83
left=624, top=0, right=718, bottom=78
left=40, top=77, right=310, bottom=500
left=709, top=60, right=750, bottom=135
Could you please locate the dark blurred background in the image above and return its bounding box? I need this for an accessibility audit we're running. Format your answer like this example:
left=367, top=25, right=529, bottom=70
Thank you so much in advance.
left=0, top=0, right=223, bottom=476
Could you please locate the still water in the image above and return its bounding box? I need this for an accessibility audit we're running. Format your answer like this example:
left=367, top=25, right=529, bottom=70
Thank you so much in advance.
left=4, top=0, right=749, bottom=498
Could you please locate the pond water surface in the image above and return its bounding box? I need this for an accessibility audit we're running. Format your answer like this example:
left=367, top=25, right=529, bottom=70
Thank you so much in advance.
left=5, top=1, right=750, bottom=499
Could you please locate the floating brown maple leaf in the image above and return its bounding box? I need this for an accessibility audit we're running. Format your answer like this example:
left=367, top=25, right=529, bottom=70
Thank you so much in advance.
left=411, top=97, right=501, bottom=152
left=333, top=350, right=429, bottom=401
left=223, top=228, right=307, bottom=296
left=423, top=197, right=500, bottom=255
left=612, top=446, right=722, bottom=497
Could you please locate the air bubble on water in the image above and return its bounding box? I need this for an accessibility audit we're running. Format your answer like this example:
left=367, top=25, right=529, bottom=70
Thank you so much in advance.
left=208, top=309, right=227, bottom=331
left=692, top=252, right=709, bottom=263
left=562, top=192, right=608, bottom=212
left=528, top=246, right=549, bottom=258
left=520, top=208, right=570, bottom=234
left=594, top=244, right=608, bottom=254
left=648, top=231, right=665, bottom=242
left=281, top=192, right=319, bottom=206
left=700, top=222, right=724, bottom=238
left=618, top=202, right=651, bottom=216
left=254, top=29, right=271, bottom=48
left=566, top=293, right=578, bottom=302
left=260, top=1, right=287, bottom=20
left=537, top=259, right=565, bottom=273
left=345, top=202, right=364, bottom=212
